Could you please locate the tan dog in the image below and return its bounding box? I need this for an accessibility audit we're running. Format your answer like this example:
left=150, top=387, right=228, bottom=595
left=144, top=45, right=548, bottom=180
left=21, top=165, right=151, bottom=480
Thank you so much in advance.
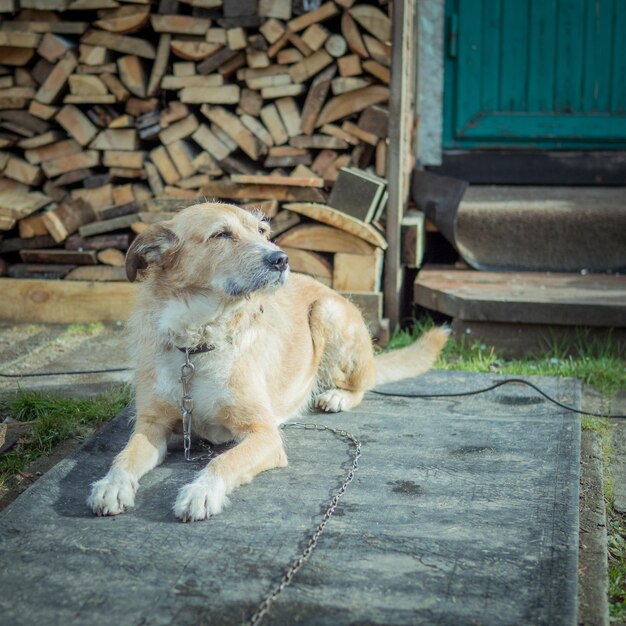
left=87, top=202, right=449, bottom=522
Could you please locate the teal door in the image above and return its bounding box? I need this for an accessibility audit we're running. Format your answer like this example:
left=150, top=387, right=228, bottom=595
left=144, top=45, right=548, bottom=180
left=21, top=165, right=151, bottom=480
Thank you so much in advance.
left=443, top=0, right=626, bottom=149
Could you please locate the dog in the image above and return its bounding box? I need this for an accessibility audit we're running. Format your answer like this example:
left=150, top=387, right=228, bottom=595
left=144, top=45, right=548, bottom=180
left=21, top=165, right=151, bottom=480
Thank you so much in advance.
left=87, top=202, right=449, bottom=522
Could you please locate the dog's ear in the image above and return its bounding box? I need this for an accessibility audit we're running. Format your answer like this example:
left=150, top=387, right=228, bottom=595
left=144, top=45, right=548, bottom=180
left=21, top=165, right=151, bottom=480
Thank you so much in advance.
left=125, top=224, right=179, bottom=282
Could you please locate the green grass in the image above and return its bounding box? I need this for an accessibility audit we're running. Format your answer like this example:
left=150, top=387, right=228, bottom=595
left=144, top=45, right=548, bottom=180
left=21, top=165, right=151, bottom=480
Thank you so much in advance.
left=394, top=317, right=626, bottom=621
left=0, top=385, right=131, bottom=487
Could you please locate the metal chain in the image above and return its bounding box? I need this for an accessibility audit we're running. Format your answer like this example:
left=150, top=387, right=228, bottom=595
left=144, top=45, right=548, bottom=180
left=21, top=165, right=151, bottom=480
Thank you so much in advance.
left=248, top=421, right=362, bottom=626
left=179, top=349, right=214, bottom=463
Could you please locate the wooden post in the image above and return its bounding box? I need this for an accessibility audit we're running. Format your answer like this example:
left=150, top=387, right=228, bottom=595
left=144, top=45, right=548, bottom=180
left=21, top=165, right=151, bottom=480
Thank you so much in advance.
left=384, top=0, right=415, bottom=331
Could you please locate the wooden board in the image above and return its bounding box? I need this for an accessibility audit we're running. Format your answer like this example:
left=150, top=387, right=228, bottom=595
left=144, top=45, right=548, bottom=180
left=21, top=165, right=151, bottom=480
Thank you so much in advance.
left=201, top=180, right=325, bottom=202
left=414, top=269, right=626, bottom=327
left=283, top=202, right=387, bottom=249
left=0, top=278, right=136, bottom=322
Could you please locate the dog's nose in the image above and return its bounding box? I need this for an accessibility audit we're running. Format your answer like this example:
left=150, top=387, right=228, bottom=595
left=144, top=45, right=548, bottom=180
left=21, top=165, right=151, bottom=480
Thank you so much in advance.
left=266, top=251, right=289, bottom=271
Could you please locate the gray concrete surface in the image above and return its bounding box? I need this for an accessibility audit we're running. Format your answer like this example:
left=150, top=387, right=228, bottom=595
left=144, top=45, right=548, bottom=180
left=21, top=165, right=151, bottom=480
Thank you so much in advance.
left=0, top=371, right=580, bottom=626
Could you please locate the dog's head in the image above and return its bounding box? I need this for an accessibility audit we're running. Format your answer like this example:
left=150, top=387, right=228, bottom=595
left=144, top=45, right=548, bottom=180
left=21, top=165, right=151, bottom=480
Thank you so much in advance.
left=126, top=202, right=289, bottom=298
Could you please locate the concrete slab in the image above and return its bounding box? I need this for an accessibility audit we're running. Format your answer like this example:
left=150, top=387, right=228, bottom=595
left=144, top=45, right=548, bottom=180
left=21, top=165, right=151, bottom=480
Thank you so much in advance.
left=0, top=371, right=580, bottom=625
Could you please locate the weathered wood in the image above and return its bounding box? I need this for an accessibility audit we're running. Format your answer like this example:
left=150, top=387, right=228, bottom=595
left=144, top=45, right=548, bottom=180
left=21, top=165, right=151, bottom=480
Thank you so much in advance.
left=288, top=1, right=338, bottom=32
left=35, top=50, right=77, bottom=104
left=0, top=190, right=50, bottom=220
left=284, top=202, right=388, bottom=249
left=201, top=180, right=325, bottom=202
left=203, top=105, right=265, bottom=160
left=171, top=40, right=221, bottom=61
left=259, top=17, right=285, bottom=44
left=363, top=35, right=391, bottom=67
left=95, top=5, right=151, bottom=33
left=81, top=30, right=156, bottom=59
left=341, top=10, right=368, bottom=58
left=4, top=156, right=43, bottom=186
left=41, top=150, right=100, bottom=177
left=65, top=232, right=130, bottom=250
left=146, top=34, right=171, bottom=97
left=333, top=248, right=383, bottom=291
left=316, top=85, right=389, bottom=127
left=276, top=223, right=374, bottom=254
left=280, top=245, right=332, bottom=285
left=65, top=265, right=127, bottom=281
left=117, top=55, right=146, bottom=98
left=0, top=278, right=136, bottom=321
left=151, top=14, right=210, bottom=35
left=258, top=0, right=291, bottom=20
left=331, top=77, right=371, bottom=95
left=290, top=134, right=349, bottom=149
left=37, top=33, right=72, bottom=63
left=269, top=209, right=300, bottom=236
left=191, top=124, right=232, bottom=161
left=161, top=74, right=224, bottom=90
left=289, top=49, right=333, bottom=83
left=179, top=85, right=240, bottom=104
left=55, top=104, right=98, bottom=146
left=259, top=103, right=288, bottom=145
left=230, top=174, right=324, bottom=188
left=158, top=115, right=199, bottom=145
left=96, top=247, right=126, bottom=266
left=362, top=59, right=390, bottom=84
left=41, top=199, right=97, bottom=242
left=78, top=213, right=138, bottom=237
left=300, top=64, right=336, bottom=135
left=0, top=234, right=56, bottom=253
left=90, top=129, right=139, bottom=150
left=8, top=264, right=76, bottom=279
left=149, top=146, right=180, bottom=184
left=349, top=5, right=392, bottom=43
left=20, top=248, right=98, bottom=265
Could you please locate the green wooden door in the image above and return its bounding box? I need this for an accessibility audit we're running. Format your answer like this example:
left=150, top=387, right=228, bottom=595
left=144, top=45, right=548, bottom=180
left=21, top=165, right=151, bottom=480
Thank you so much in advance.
left=443, top=0, right=626, bottom=149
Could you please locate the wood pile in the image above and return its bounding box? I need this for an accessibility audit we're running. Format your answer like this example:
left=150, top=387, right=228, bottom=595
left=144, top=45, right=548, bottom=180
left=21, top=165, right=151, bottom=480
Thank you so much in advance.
left=0, top=0, right=394, bottom=337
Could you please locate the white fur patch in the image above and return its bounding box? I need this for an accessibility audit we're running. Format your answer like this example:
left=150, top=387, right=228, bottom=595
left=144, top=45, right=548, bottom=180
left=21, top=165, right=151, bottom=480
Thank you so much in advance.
left=315, top=389, right=347, bottom=413
left=87, top=468, right=137, bottom=516
left=173, top=469, right=228, bottom=522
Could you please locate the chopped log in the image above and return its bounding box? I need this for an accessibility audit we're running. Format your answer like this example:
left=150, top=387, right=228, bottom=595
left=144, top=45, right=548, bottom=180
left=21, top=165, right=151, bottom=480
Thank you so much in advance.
left=20, top=248, right=98, bottom=265
left=337, top=53, right=361, bottom=77
left=349, top=5, right=392, bottom=43
left=196, top=48, right=240, bottom=75
left=230, top=174, right=324, bottom=187
left=158, top=114, right=199, bottom=145
left=301, top=23, right=329, bottom=52
left=68, top=74, right=108, bottom=96
left=258, top=0, right=291, bottom=20
left=201, top=180, right=325, bottom=202
left=276, top=48, right=303, bottom=65
left=320, top=123, right=359, bottom=145
left=240, top=199, right=278, bottom=217
left=363, top=35, right=391, bottom=67
left=269, top=209, right=300, bottom=236
left=0, top=234, right=56, bottom=253
left=240, top=114, right=274, bottom=147
left=300, top=63, right=335, bottom=135
left=95, top=5, right=151, bottom=33
left=203, top=105, right=265, bottom=160
left=65, top=232, right=130, bottom=251
left=19, top=214, right=50, bottom=238
left=161, top=74, right=224, bottom=89
left=8, top=263, right=76, bottom=279
left=37, top=33, right=72, bottom=63
left=205, top=28, right=227, bottom=44
left=342, top=120, right=378, bottom=145
left=79, top=44, right=108, bottom=66
left=290, top=134, right=349, bottom=150
left=288, top=49, right=333, bottom=83
left=41, top=150, right=99, bottom=177
left=259, top=17, right=285, bottom=44
left=264, top=145, right=311, bottom=167
left=146, top=34, right=171, bottom=97
left=81, top=30, right=156, bottom=59
left=102, top=150, right=146, bottom=169
left=275, top=223, right=374, bottom=255
left=281, top=245, right=332, bottom=284
left=117, top=55, right=147, bottom=98
left=341, top=11, right=368, bottom=58
left=0, top=47, right=35, bottom=67
left=260, top=103, right=288, bottom=145
left=96, top=247, right=125, bottom=266
left=315, top=85, right=389, bottom=127
left=28, top=100, right=58, bottom=120
left=0, top=190, right=50, bottom=219
left=288, top=2, right=339, bottom=32
left=100, top=72, right=131, bottom=101
left=34, top=50, right=77, bottom=104
left=275, top=96, right=301, bottom=137
left=65, top=265, right=126, bottom=280
left=90, top=129, right=139, bottom=150
left=362, top=59, right=390, bottom=84
left=5, top=156, right=43, bottom=185
left=333, top=248, right=384, bottom=291
left=358, top=105, right=389, bottom=138
left=41, top=199, right=97, bottom=242
left=0, top=31, right=42, bottom=48
left=331, top=77, right=371, bottom=95
left=179, top=85, right=240, bottom=104
left=191, top=124, right=232, bottom=161
left=166, top=140, right=195, bottom=178
left=151, top=14, right=210, bottom=35
left=78, top=213, right=138, bottom=237
left=55, top=104, right=98, bottom=146
left=283, top=202, right=388, bottom=249
left=149, top=145, right=180, bottom=184
left=171, top=40, right=221, bottom=61
left=324, top=34, right=348, bottom=58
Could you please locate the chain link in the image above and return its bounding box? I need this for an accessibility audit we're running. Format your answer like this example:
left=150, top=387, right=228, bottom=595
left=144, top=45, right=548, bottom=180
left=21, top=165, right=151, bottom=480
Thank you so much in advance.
left=248, top=421, right=362, bottom=626
left=179, top=349, right=214, bottom=463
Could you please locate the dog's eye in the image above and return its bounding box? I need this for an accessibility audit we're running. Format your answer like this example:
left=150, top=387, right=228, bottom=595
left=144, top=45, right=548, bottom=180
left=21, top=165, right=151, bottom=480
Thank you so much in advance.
left=212, top=230, right=232, bottom=239
left=259, top=227, right=268, bottom=236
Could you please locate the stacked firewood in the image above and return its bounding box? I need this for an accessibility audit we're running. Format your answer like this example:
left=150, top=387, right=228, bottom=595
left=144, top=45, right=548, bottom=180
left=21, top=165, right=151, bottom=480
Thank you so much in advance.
left=0, top=0, right=396, bottom=310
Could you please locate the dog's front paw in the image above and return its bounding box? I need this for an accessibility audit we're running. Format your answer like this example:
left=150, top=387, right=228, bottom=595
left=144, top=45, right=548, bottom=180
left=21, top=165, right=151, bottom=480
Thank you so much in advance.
left=173, top=471, right=227, bottom=522
left=315, top=389, right=347, bottom=413
left=87, top=469, right=137, bottom=516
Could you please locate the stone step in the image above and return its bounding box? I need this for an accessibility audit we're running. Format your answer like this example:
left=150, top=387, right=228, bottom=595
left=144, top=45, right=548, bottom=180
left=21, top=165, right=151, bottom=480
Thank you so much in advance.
left=453, top=186, right=626, bottom=272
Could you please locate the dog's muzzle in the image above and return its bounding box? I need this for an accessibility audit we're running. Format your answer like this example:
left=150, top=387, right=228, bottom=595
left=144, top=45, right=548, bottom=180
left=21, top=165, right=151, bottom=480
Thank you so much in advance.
left=265, top=251, right=289, bottom=272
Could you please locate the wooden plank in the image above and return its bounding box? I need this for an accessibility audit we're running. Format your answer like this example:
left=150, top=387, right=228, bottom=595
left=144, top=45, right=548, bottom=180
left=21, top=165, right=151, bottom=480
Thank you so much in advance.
left=149, top=146, right=180, bottom=184
left=158, top=115, right=199, bottom=145
left=259, top=103, right=288, bottom=145
left=117, top=55, right=146, bottom=98
left=280, top=246, right=332, bottom=284
left=288, top=49, right=333, bottom=83
left=191, top=124, right=232, bottom=161
left=171, top=40, right=221, bottom=61
left=151, top=14, right=210, bottom=35
left=161, top=74, right=224, bottom=89
left=276, top=223, right=374, bottom=254
left=290, top=134, right=349, bottom=149
left=65, top=265, right=126, bottom=281
left=0, top=278, right=136, bottom=322
left=78, top=213, right=138, bottom=237
left=146, top=34, right=171, bottom=97
left=41, top=150, right=99, bottom=177
left=414, top=269, right=626, bottom=328
left=95, top=5, right=151, bottom=33
left=269, top=209, right=300, bottom=236
left=283, top=202, right=388, bottom=249
left=90, top=129, right=139, bottom=150
left=341, top=10, right=368, bottom=58
left=275, top=96, right=301, bottom=137
left=179, top=85, right=240, bottom=104
left=8, top=264, right=76, bottom=279
left=4, top=157, right=43, bottom=186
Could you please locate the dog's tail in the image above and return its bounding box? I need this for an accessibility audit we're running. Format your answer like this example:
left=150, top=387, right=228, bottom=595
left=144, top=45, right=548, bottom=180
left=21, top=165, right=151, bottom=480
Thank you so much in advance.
left=374, top=327, right=450, bottom=385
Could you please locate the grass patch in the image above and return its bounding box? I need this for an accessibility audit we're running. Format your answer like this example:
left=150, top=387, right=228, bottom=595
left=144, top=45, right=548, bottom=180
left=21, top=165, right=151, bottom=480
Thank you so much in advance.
left=608, top=512, right=626, bottom=622
left=0, top=385, right=131, bottom=487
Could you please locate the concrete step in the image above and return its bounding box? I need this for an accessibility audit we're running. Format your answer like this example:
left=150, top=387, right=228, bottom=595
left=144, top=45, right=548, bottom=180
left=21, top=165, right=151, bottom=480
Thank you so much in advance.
left=414, top=269, right=626, bottom=356
left=453, top=186, right=626, bottom=272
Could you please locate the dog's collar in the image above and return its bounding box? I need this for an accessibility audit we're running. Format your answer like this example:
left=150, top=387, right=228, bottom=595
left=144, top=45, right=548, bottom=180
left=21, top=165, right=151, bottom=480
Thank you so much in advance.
left=176, top=343, right=216, bottom=355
